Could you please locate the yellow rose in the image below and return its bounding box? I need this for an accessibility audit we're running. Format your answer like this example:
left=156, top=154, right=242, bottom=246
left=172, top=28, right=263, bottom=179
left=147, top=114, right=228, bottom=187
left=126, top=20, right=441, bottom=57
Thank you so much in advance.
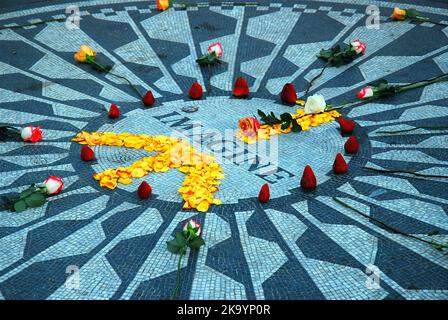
left=74, top=45, right=96, bottom=62
left=391, top=7, right=406, bottom=21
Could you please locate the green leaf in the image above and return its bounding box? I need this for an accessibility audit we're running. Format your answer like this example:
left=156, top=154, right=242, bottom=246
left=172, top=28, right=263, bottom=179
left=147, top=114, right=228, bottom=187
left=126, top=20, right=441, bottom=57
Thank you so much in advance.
left=281, top=121, right=290, bottom=130
left=167, top=240, right=182, bottom=254
left=280, top=113, right=292, bottom=122
left=291, top=120, right=302, bottom=133
left=24, top=193, right=46, bottom=208
left=257, top=110, right=267, bottom=119
left=188, top=237, right=205, bottom=250
left=14, top=200, right=27, bottom=213
left=20, top=187, right=35, bottom=199
left=175, top=231, right=187, bottom=246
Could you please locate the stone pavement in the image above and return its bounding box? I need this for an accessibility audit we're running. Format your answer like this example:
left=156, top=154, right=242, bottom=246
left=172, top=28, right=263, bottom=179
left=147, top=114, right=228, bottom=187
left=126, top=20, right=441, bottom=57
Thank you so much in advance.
left=0, top=0, right=447, bottom=300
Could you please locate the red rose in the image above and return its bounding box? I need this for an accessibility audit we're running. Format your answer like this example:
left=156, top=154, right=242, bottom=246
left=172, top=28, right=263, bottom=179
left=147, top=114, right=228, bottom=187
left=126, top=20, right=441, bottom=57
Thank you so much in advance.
left=143, top=90, right=155, bottom=107
left=300, top=165, right=317, bottom=190
left=80, top=145, right=95, bottom=161
left=189, top=82, right=203, bottom=100
left=344, top=136, right=359, bottom=154
left=333, top=153, right=348, bottom=174
left=258, top=183, right=270, bottom=203
left=108, top=104, right=120, bottom=119
left=238, top=117, right=260, bottom=137
left=337, top=118, right=356, bottom=135
left=280, top=83, right=297, bottom=103
left=233, top=77, right=249, bottom=98
left=137, top=181, right=152, bottom=199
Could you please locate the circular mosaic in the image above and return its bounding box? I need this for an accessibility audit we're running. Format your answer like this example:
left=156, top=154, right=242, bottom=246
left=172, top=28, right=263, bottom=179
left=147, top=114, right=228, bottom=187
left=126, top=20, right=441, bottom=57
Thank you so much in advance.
left=0, top=0, right=447, bottom=300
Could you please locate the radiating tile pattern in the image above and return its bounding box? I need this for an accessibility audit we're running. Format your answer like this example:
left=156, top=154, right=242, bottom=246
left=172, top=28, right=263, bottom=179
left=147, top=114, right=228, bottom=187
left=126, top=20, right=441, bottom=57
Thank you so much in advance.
left=0, top=0, right=447, bottom=300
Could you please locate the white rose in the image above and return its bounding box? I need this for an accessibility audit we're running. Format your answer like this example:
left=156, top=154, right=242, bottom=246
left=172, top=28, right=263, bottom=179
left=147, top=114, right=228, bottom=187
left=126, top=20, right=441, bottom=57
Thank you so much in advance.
left=183, top=219, right=202, bottom=237
left=304, top=94, right=327, bottom=114
left=42, top=176, right=64, bottom=195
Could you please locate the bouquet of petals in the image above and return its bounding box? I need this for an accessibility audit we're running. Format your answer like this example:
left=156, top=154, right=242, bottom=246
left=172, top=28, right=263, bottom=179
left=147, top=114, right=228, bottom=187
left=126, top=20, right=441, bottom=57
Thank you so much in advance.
left=2, top=177, right=64, bottom=212
left=167, top=219, right=205, bottom=299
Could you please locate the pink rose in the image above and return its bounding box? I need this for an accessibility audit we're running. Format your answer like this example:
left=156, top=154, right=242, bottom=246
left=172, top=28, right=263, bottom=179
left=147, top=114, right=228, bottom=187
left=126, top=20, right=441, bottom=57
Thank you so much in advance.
left=351, top=39, right=366, bottom=55
left=356, top=86, right=374, bottom=99
left=183, top=219, right=202, bottom=237
left=208, top=42, right=223, bottom=57
left=238, top=117, right=261, bottom=137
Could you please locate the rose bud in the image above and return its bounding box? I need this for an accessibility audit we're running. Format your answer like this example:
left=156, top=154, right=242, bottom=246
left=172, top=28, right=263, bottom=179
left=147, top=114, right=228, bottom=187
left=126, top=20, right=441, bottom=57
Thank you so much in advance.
left=304, top=94, right=326, bottom=114
left=183, top=219, right=202, bottom=237
left=42, top=176, right=64, bottom=196
left=351, top=39, right=366, bottom=55
left=238, top=117, right=260, bottom=137
left=189, top=82, right=203, bottom=100
left=356, top=86, right=374, bottom=99
left=143, top=90, right=155, bottom=107
left=300, top=165, right=317, bottom=190
left=108, top=104, right=120, bottom=119
left=258, top=183, right=270, bottom=203
left=391, top=7, right=407, bottom=20
left=233, top=77, right=249, bottom=98
left=333, top=153, right=348, bottom=174
left=280, top=83, right=297, bottom=104
left=80, top=145, right=95, bottom=161
left=344, top=136, right=359, bottom=154
left=21, top=125, right=43, bottom=143
left=208, top=42, right=223, bottom=58
left=137, top=181, right=152, bottom=199
left=337, top=118, right=356, bottom=135
left=156, top=0, right=169, bottom=11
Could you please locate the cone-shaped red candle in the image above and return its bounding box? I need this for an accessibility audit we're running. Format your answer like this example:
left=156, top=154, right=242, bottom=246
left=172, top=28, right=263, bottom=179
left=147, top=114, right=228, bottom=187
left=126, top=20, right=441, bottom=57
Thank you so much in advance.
left=258, top=183, right=270, bottom=203
left=143, top=90, right=155, bottom=107
left=344, top=136, right=359, bottom=154
left=300, top=165, right=317, bottom=190
left=333, top=153, right=348, bottom=174
left=337, top=118, right=356, bottom=135
left=280, top=83, right=297, bottom=103
left=189, top=82, right=203, bottom=100
left=137, top=181, right=152, bottom=199
left=108, top=104, right=120, bottom=119
left=80, top=145, right=95, bottom=161
left=233, top=77, right=249, bottom=97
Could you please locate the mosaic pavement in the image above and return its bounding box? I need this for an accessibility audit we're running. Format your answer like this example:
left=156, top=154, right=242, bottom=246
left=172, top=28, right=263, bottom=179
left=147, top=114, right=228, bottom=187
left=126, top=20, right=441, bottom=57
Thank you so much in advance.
left=0, top=0, right=447, bottom=300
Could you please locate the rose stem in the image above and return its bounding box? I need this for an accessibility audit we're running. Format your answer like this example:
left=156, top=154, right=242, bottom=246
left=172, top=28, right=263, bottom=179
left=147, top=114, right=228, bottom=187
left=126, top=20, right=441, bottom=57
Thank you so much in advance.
left=332, top=197, right=447, bottom=249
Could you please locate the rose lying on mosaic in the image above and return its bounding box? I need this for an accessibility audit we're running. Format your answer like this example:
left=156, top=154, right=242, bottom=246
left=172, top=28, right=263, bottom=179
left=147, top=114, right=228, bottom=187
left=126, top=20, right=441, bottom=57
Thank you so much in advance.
left=2, top=176, right=64, bottom=212
left=74, top=45, right=144, bottom=101
left=236, top=94, right=341, bottom=144
left=72, top=132, right=224, bottom=212
left=356, top=74, right=448, bottom=100
left=0, top=124, right=43, bottom=143
left=279, top=83, right=306, bottom=106
left=304, top=40, right=366, bottom=95
left=167, top=219, right=205, bottom=300
left=391, top=7, right=448, bottom=26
